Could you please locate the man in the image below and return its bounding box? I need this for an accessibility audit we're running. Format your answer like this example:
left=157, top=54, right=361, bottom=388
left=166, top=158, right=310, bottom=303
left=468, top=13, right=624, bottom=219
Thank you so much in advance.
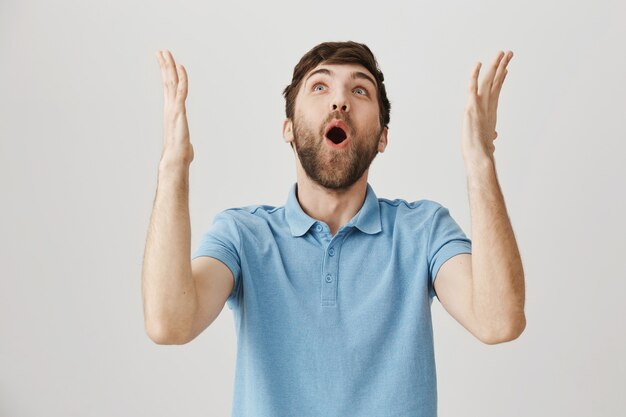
left=142, top=41, right=526, bottom=417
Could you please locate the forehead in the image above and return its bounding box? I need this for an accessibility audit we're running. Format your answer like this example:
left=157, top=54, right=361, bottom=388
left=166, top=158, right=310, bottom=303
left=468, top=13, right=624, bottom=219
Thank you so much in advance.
left=301, top=62, right=377, bottom=87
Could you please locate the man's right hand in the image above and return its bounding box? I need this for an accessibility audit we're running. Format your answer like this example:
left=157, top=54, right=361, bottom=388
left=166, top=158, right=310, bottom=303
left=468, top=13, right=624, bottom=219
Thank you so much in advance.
left=145, top=50, right=233, bottom=345
left=156, top=50, right=194, bottom=169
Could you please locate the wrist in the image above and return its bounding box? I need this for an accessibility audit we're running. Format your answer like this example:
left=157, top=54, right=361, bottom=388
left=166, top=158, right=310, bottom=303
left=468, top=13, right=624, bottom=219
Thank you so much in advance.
left=464, top=156, right=496, bottom=179
left=159, top=149, right=192, bottom=171
left=463, top=147, right=494, bottom=171
left=158, top=158, right=190, bottom=179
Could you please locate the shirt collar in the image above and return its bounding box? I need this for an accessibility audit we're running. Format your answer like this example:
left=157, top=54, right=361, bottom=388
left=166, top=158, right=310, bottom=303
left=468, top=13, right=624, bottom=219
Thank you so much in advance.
left=284, top=182, right=382, bottom=237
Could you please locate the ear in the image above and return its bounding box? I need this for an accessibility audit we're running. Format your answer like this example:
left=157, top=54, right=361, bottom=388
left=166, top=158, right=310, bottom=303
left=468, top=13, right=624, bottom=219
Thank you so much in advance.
left=377, top=127, right=388, bottom=153
left=282, top=118, right=294, bottom=144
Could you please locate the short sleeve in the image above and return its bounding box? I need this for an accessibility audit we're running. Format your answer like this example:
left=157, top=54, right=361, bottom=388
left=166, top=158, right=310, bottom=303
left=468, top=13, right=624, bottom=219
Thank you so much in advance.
left=192, top=210, right=242, bottom=306
left=427, top=205, right=472, bottom=298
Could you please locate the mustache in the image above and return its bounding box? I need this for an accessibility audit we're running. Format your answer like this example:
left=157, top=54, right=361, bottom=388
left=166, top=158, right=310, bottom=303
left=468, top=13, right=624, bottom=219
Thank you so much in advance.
left=319, top=111, right=354, bottom=137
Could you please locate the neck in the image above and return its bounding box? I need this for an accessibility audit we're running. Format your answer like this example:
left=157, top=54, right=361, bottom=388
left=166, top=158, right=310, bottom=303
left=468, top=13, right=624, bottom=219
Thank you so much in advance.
left=294, top=164, right=369, bottom=236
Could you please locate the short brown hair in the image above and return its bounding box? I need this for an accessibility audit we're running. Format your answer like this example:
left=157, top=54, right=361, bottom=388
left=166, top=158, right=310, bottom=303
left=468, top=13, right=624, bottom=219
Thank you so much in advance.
left=283, top=41, right=391, bottom=130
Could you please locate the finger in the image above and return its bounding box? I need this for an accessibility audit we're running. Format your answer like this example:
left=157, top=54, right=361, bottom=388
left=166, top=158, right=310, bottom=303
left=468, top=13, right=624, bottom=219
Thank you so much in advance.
left=162, top=50, right=179, bottom=84
left=175, top=64, right=188, bottom=103
left=156, top=50, right=173, bottom=102
left=479, top=50, right=504, bottom=96
left=468, top=61, right=481, bottom=96
left=155, top=50, right=164, bottom=68
left=490, top=68, right=509, bottom=111
left=492, top=50, right=513, bottom=94
left=161, top=50, right=179, bottom=96
left=156, top=50, right=169, bottom=88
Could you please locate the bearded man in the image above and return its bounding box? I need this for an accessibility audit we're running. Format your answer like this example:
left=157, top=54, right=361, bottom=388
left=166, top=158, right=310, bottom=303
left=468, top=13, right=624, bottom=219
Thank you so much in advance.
left=143, top=41, right=526, bottom=417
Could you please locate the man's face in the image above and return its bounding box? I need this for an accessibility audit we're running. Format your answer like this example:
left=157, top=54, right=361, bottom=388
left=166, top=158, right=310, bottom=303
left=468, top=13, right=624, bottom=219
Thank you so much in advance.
left=285, top=63, right=388, bottom=191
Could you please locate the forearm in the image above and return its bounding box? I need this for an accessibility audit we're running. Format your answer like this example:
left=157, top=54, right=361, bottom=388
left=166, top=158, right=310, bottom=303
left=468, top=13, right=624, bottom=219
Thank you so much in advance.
left=467, top=158, right=526, bottom=342
left=141, top=160, right=197, bottom=344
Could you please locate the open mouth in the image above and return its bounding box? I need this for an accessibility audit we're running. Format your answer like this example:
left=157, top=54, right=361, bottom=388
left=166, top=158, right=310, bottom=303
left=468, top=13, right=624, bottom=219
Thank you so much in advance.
left=325, top=126, right=348, bottom=144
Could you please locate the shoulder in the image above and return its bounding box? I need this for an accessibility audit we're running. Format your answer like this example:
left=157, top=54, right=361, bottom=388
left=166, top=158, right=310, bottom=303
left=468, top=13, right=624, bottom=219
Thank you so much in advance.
left=378, top=197, right=444, bottom=220
left=216, top=203, right=285, bottom=227
left=373, top=196, right=446, bottom=234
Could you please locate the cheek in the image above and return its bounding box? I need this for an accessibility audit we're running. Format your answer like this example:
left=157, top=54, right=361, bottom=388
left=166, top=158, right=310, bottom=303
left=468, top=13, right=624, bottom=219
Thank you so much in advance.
left=295, top=114, right=321, bottom=138
left=301, top=114, right=319, bottom=131
left=354, top=110, right=379, bottom=131
left=353, top=100, right=378, bottom=119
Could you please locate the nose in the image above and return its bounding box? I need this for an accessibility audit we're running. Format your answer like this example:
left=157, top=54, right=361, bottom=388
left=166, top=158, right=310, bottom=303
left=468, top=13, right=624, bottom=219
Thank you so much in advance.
left=330, top=91, right=349, bottom=113
left=332, top=102, right=348, bottom=112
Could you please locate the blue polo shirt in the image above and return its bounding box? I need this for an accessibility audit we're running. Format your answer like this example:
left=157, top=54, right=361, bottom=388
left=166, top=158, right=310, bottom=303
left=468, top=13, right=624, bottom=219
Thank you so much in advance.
left=192, top=182, right=472, bottom=417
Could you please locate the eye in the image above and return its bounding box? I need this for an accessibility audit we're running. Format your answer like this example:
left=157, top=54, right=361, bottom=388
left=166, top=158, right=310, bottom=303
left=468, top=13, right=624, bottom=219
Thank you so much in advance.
left=353, top=87, right=368, bottom=96
left=312, top=83, right=327, bottom=92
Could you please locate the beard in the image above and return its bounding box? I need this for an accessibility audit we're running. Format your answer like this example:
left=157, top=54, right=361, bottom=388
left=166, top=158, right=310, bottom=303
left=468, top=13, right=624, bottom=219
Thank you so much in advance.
left=292, top=111, right=382, bottom=191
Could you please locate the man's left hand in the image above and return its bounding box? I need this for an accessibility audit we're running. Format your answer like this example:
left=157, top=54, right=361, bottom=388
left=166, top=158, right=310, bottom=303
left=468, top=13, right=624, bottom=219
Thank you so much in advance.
left=461, top=50, right=513, bottom=169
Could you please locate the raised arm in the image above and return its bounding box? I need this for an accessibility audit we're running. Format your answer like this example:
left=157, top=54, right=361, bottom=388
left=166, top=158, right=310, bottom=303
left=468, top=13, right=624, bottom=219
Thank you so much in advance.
left=435, top=51, right=526, bottom=344
left=141, top=50, right=197, bottom=345
left=142, top=50, right=235, bottom=345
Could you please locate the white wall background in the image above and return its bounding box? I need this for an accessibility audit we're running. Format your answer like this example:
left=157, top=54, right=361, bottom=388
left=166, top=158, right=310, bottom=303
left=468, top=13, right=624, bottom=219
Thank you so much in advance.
left=1, top=0, right=624, bottom=416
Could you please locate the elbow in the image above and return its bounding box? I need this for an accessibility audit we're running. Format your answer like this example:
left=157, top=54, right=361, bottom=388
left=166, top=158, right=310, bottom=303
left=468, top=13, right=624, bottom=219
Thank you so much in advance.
left=478, top=314, right=526, bottom=345
left=145, top=321, right=191, bottom=345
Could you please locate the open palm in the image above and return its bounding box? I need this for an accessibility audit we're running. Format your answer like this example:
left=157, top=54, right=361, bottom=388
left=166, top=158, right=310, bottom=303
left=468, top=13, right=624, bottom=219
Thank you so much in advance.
left=461, top=50, right=513, bottom=167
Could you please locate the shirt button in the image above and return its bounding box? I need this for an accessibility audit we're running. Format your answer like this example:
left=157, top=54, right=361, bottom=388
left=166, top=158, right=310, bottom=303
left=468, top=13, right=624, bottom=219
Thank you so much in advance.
left=328, top=248, right=335, bottom=256
left=325, top=274, right=333, bottom=283
left=315, top=224, right=323, bottom=232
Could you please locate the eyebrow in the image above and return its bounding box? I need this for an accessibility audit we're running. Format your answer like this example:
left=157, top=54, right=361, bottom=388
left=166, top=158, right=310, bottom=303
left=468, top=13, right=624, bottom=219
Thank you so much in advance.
left=304, top=68, right=377, bottom=90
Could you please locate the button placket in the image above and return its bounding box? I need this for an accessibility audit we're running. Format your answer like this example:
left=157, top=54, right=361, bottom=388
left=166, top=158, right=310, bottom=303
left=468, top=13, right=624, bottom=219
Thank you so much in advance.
left=321, top=236, right=342, bottom=306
